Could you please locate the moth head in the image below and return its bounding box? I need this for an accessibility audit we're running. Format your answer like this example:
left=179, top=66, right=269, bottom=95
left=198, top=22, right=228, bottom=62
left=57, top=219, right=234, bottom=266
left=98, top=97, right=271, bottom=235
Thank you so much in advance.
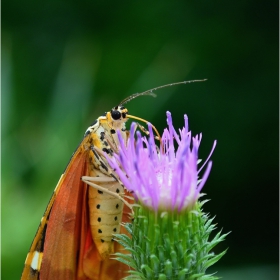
left=110, top=106, right=128, bottom=122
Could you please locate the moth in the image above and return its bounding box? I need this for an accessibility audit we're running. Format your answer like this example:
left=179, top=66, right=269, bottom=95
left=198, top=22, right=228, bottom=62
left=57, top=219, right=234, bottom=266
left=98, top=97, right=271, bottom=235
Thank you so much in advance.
left=21, top=80, right=205, bottom=280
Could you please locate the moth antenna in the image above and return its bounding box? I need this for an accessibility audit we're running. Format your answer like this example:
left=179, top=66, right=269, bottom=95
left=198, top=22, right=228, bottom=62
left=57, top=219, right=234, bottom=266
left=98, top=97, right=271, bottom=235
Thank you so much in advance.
left=119, top=79, right=207, bottom=106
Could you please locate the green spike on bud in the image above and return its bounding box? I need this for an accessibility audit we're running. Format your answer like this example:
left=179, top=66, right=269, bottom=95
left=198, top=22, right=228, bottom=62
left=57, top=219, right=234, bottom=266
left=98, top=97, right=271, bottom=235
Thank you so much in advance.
left=114, top=201, right=229, bottom=280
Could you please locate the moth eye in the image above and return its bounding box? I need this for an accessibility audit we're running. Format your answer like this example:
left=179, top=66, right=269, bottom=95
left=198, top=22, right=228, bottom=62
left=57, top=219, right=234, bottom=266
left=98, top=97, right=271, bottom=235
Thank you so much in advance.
left=111, top=110, right=121, bottom=120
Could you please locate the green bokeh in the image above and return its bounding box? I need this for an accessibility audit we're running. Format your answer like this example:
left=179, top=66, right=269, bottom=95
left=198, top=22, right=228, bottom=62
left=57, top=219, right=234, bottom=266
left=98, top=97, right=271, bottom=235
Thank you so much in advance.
left=2, top=0, right=278, bottom=279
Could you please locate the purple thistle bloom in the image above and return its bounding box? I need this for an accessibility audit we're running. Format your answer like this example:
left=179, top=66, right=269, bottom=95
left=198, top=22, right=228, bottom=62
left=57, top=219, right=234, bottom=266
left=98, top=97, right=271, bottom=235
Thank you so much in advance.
left=108, top=111, right=216, bottom=212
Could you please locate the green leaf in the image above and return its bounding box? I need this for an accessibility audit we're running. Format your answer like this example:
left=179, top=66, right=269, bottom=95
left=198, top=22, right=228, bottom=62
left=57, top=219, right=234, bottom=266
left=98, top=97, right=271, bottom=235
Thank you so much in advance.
left=150, top=254, right=160, bottom=275
left=141, top=264, right=154, bottom=278
left=188, top=272, right=204, bottom=279
left=164, top=260, right=173, bottom=278
left=177, top=268, right=188, bottom=280
left=204, top=249, right=228, bottom=268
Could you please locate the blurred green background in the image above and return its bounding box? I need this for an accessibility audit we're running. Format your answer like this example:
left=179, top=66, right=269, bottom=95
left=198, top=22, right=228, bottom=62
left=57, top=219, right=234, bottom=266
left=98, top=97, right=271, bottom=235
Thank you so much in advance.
left=2, top=0, right=278, bottom=279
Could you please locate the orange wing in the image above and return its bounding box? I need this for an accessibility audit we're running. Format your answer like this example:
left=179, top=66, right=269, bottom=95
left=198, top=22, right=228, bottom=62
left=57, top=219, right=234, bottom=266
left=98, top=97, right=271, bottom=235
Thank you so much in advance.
left=21, top=142, right=89, bottom=280
left=22, top=139, right=131, bottom=280
left=40, top=146, right=89, bottom=279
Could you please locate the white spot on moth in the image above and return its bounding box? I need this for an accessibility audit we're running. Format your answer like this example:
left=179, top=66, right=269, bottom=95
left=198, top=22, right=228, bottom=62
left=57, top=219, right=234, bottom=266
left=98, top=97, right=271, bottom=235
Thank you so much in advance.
left=31, top=251, right=43, bottom=271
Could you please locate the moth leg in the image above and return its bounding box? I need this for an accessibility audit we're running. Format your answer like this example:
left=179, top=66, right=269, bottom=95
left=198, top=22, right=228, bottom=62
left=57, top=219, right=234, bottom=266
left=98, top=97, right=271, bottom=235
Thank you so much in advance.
left=136, top=122, right=161, bottom=141
left=81, top=176, right=133, bottom=211
left=89, top=145, right=135, bottom=197
left=90, top=146, right=128, bottom=186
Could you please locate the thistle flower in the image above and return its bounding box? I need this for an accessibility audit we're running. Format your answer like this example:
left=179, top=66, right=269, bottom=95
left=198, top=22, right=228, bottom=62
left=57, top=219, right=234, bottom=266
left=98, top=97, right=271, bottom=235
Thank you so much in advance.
left=108, top=112, right=228, bottom=280
left=110, top=111, right=216, bottom=212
